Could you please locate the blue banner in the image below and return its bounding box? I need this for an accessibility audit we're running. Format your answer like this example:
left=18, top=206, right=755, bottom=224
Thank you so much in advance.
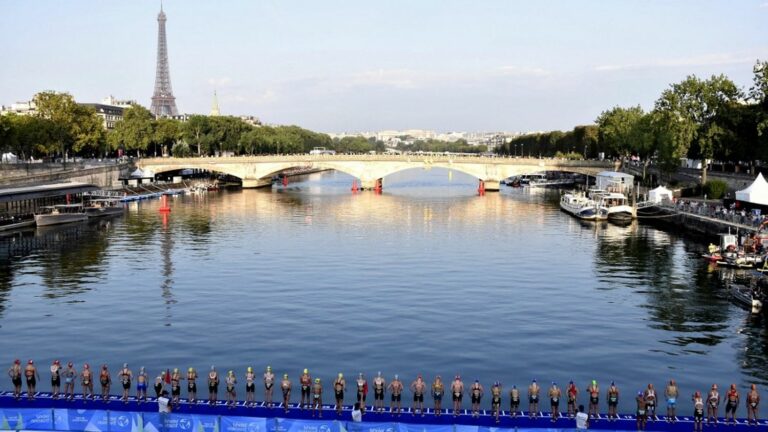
left=0, top=408, right=53, bottom=431
left=53, top=408, right=109, bottom=432
left=220, top=416, right=270, bottom=432
left=143, top=413, right=219, bottom=432
left=395, top=424, right=453, bottom=432
left=270, top=418, right=340, bottom=432
left=108, top=411, right=143, bottom=432
left=345, top=421, right=396, bottom=432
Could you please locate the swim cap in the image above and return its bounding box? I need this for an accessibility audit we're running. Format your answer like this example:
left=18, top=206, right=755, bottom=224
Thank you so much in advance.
left=174, top=368, right=178, bottom=373
left=228, top=370, right=234, bottom=375
left=338, top=373, right=343, bottom=378
left=68, top=362, right=73, bottom=367
left=532, top=379, right=536, bottom=383
left=359, top=373, right=363, bottom=378
left=378, top=371, right=381, bottom=377
left=455, top=375, right=460, bottom=380
left=123, top=363, right=128, bottom=368
left=248, top=367, right=253, bottom=372
left=552, top=382, right=556, bottom=386
left=494, top=381, right=500, bottom=386
left=512, top=385, right=516, bottom=389
left=84, top=363, right=89, bottom=369
left=304, top=369, right=308, bottom=374
left=315, top=378, right=320, bottom=383
left=267, top=366, right=271, bottom=371
left=102, top=364, right=107, bottom=369
left=592, top=380, right=597, bottom=386
left=418, top=374, right=422, bottom=379
left=28, top=360, right=33, bottom=364
left=475, top=379, right=479, bottom=383
left=638, top=391, right=643, bottom=396
left=611, top=381, right=615, bottom=386
left=569, top=380, right=573, bottom=384
left=140, top=367, right=145, bottom=373
left=54, top=360, right=60, bottom=365
left=211, top=365, right=215, bottom=371
left=395, top=374, right=399, bottom=380
left=189, top=368, right=194, bottom=373
left=284, top=374, right=288, bottom=379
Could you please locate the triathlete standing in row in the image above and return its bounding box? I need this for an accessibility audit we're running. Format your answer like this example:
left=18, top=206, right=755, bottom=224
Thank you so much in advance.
left=432, top=375, right=443, bottom=416
left=693, top=391, right=705, bottom=432
left=208, top=366, right=219, bottom=405
left=566, top=381, right=578, bottom=418
left=746, top=384, right=760, bottom=426
left=548, top=382, right=561, bottom=422
left=451, top=375, right=464, bottom=417
left=528, top=379, right=540, bottom=419
left=119, top=363, right=132, bottom=403
left=245, top=367, right=255, bottom=407
left=636, top=391, right=648, bottom=431
left=665, top=379, right=678, bottom=423
left=388, top=374, right=403, bottom=416
left=24, top=360, right=39, bottom=400
left=411, top=375, right=426, bottom=417
left=8, top=360, right=22, bottom=400
left=300, top=369, right=311, bottom=410
left=312, top=378, right=322, bottom=418
left=644, top=383, right=657, bottom=421
left=171, top=368, right=182, bottom=406
left=50, top=360, right=61, bottom=400
left=586, top=380, right=599, bottom=421
left=374, top=372, right=386, bottom=413
left=607, top=381, right=619, bottom=421
left=99, top=365, right=111, bottom=402
left=281, top=374, right=292, bottom=413
left=64, top=362, right=77, bottom=401
left=137, top=367, right=148, bottom=403
left=356, top=373, right=367, bottom=414
left=724, top=384, right=739, bottom=426
left=187, top=368, right=197, bottom=402
left=333, top=373, right=345, bottom=415
left=509, top=385, right=520, bottom=417
left=81, top=364, right=93, bottom=400
left=707, top=384, right=720, bottom=426
left=264, top=366, right=275, bottom=408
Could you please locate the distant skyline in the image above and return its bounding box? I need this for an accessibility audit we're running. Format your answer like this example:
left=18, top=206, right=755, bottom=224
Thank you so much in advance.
left=1, top=1, right=766, bottom=132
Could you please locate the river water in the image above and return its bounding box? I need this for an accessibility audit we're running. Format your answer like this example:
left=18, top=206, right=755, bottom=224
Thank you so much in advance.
left=0, top=168, right=766, bottom=413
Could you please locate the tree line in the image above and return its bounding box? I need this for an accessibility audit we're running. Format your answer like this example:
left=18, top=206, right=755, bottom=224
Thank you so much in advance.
left=497, top=61, right=768, bottom=185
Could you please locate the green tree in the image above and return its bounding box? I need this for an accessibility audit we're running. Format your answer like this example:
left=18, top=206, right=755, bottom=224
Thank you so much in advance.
left=183, top=115, right=211, bottom=156
left=153, top=118, right=182, bottom=157
left=33, top=91, right=105, bottom=158
left=107, top=105, right=154, bottom=157
left=596, top=105, right=645, bottom=159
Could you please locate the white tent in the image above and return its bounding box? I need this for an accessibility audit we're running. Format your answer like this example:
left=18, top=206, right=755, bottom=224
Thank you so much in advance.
left=1, top=152, right=18, bottom=163
left=130, top=168, right=154, bottom=178
left=735, top=173, right=768, bottom=205
left=648, top=186, right=673, bottom=203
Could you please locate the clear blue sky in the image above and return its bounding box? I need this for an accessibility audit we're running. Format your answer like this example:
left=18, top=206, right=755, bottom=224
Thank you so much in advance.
left=1, top=1, right=766, bottom=133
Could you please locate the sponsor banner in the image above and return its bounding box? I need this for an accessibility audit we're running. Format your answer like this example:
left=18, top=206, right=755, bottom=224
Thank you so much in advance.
left=143, top=413, right=219, bottom=432
left=108, top=411, right=143, bottom=432
left=269, top=418, right=340, bottom=432
left=395, top=424, right=453, bottom=432
left=53, top=409, right=109, bottom=432
left=0, top=408, right=54, bottom=431
left=220, top=417, right=270, bottom=432
left=345, top=422, right=395, bottom=432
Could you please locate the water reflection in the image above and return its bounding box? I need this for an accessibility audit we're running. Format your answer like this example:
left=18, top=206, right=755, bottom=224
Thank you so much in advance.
left=160, top=213, right=176, bottom=326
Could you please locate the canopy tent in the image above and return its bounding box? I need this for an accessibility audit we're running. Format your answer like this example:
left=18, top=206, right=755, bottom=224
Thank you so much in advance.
left=130, top=168, right=154, bottom=178
left=735, top=173, right=768, bottom=205
left=1, top=152, right=18, bottom=163
left=648, top=185, right=673, bottom=203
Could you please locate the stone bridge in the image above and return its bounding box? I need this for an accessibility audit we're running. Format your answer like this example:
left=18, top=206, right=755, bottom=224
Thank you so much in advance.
left=137, top=155, right=616, bottom=190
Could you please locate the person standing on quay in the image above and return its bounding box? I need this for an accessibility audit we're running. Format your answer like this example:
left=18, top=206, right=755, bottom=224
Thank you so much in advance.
left=566, top=381, right=578, bottom=419
left=99, top=365, right=111, bottom=402
left=411, top=375, right=426, bottom=417
left=245, top=367, right=255, bottom=407
left=154, top=375, right=164, bottom=398
left=586, top=380, right=599, bottom=421
left=549, top=382, right=561, bottom=422
left=644, top=383, right=657, bottom=421
left=389, top=374, right=404, bottom=416
left=665, top=379, right=678, bottom=423
left=528, top=379, right=540, bottom=419
left=724, top=384, right=739, bottom=426
left=312, top=378, right=323, bottom=418
left=432, top=375, right=444, bottom=416
left=470, top=380, right=483, bottom=418
left=208, top=366, right=219, bottom=406
left=356, top=373, right=368, bottom=413
left=81, top=364, right=94, bottom=400
left=451, top=375, right=464, bottom=417
left=635, top=391, right=647, bottom=431
left=64, top=362, right=77, bottom=401
left=24, top=360, right=39, bottom=400
left=186, top=368, right=197, bottom=403
left=171, top=368, right=182, bottom=406
left=120, top=363, right=132, bottom=403
left=281, top=374, right=292, bottom=413
left=8, top=360, right=22, bottom=400
left=491, top=382, right=502, bottom=423
left=707, top=384, right=720, bottom=426
left=225, top=370, right=237, bottom=408
left=746, top=384, right=760, bottom=426
left=509, top=384, right=520, bottom=417
left=575, top=404, right=589, bottom=430
left=50, top=360, right=61, bottom=400
left=137, top=367, right=148, bottom=403
left=693, top=391, right=705, bottom=432
left=374, top=372, right=386, bottom=413
left=607, top=381, right=619, bottom=421
left=333, top=373, right=345, bottom=415
left=264, top=366, right=275, bottom=408
left=300, top=369, right=312, bottom=410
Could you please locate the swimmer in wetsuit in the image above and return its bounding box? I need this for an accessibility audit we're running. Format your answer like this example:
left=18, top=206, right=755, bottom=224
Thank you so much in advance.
left=451, top=375, right=464, bottom=417
left=693, top=391, right=704, bottom=432
left=208, top=366, right=219, bottom=405
left=245, top=367, right=255, bottom=407
left=528, top=379, right=540, bottom=419
left=99, top=365, right=111, bottom=402
left=24, top=360, right=40, bottom=400
left=137, top=367, right=148, bottom=403
left=300, top=369, right=311, bottom=410
left=333, top=373, right=346, bottom=415
left=607, top=381, right=619, bottom=421
left=225, top=370, right=237, bottom=408
left=281, top=374, right=292, bottom=413
left=64, top=362, right=77, bottom=401
left=510, top=385, right=520, bottom=417
left=470, top=380, right=483, bottom=418
left=411, top=375, right=426, bottom=417
left=8, top=360, right=22, bottom=400
left=746, top=384, right=760, bottom=426
left=432, top=375, right=444, bottom=417
left=644, top=383, right=657, bottom=421
left=491, top=382, right=502, bottom=423
left=171, top=368, right=181, bottom=406
left=707, top=384, right=720, bottom=425
left=665, top=379, right=678, bottom=423
left=549, top=382, right=561, bottom=422
left=586, top=380, right=599, bottom=421
left=119, top=363, right=132, bottom=403
left=50, top=360, right=61, bottom=400
left=374, top=372, right=386, bottom=413
left=81, top=363, right=93, bottom=400
left=356, top=373, right=368, bottom=414
left=389, top=374, right=404, bottom=416
left=724, top=384, right=739, bottom=426
left=636, top=391, right=647, bottom=431
left=187, top=368, right=198, bottom=403
left=312, top=378, right=323, bottom=418
left=264, top=366, right=275, bottom=408
left=566, top=381, right=578, bottom=419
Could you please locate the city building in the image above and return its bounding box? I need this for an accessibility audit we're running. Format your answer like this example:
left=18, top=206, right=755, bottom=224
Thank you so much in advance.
left=0, top=101, right=36, bottom=116
left=81, top=103, right=125, bottom=130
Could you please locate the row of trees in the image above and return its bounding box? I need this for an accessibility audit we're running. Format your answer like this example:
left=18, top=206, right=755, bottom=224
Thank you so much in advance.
left=496, top=61, right=768, bottom=186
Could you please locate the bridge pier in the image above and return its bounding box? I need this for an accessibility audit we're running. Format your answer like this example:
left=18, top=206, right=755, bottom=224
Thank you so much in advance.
left=242, top=178, right=272, bottom=188
left=483, top=180, right=500, bottom=191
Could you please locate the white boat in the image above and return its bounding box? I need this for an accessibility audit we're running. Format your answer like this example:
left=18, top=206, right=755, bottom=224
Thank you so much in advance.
left=84, top=198, right=125, bottom=218
left=560, top=193, right=607, bottom=221
left=728, top=282, right=764, bottom=313
left=595, top=192, right=635, bottom=223
left=34, top=204, right=88, bottom=227
left=0, top=216, right=36, bottom=232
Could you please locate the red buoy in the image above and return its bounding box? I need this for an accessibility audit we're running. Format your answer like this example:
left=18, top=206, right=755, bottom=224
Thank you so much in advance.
left=478, top=180, right=486, bottom=196
left=351, top=179, right=359, bottom=193
left=159, top=194, right=171, bottom=213
left=282, top=175, right=288, bottom=187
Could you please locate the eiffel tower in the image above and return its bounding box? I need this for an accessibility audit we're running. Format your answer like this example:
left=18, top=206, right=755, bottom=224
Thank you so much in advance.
left=150, top=3, right=179, bottom=117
